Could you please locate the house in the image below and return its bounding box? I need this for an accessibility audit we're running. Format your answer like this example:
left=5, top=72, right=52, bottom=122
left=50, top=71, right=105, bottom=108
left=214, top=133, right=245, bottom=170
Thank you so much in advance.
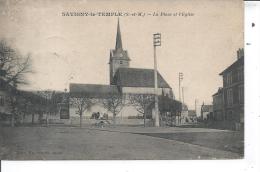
left=212, top=87, right=224, bottom=121
left=69, top=19, right=175, bottom=125
left=218, top=48, right=244, bottom=130
left=201, top=104, right=213, bottom=120
left=180, top=103, right=189, bottom=124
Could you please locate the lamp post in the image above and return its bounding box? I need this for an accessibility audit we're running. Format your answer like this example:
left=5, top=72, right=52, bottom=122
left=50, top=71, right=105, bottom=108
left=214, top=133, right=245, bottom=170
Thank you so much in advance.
left=153, top=33, right=161, bottom=127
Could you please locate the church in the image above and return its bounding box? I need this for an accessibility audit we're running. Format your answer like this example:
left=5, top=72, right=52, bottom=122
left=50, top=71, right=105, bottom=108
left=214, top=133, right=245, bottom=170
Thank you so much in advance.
left=69, top=19, right=175, bottom=122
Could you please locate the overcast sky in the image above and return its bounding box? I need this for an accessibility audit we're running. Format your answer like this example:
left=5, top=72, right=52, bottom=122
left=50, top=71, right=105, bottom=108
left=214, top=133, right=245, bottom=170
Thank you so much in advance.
left=0, top=0, right=243, bottom=109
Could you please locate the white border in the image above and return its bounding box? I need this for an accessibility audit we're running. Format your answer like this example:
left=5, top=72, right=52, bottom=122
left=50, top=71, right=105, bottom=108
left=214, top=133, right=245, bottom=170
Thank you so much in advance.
left=2, top=1, right=260, bottom=172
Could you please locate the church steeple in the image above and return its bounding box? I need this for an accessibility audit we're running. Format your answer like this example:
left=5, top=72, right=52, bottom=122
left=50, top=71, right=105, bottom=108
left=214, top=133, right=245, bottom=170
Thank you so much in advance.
left=109, top=18, right=130, bottom=84
left=115, top=18, right=123, bottom=50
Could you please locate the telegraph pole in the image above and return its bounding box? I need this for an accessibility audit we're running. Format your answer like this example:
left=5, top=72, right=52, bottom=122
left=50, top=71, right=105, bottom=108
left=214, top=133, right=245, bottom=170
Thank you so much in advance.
left=178, top=72, right=183, bottom=102
left=153, top=33, right=161, bottom=127
left=182, top=87, right=185, bottom=104
left=195, top=99, right=198, bottom=116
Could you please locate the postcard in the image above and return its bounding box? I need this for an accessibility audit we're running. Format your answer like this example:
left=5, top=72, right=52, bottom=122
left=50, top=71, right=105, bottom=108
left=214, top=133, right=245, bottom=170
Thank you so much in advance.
left=0, top=0, right=244, bottom=160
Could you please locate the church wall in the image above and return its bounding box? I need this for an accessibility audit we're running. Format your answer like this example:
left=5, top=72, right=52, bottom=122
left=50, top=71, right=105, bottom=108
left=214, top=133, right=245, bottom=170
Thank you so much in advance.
left=122, top=87, right=172, bottom=96
left=69, top=97, right=144, bottom=118
left=119, top=105, right=139, bottom=117
left=69, top=98, right=113, bottom=118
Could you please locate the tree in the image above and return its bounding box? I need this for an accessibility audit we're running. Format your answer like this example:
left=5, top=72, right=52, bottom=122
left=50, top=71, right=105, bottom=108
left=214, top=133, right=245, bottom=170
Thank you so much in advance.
left=0, top=39, right=32, bottom=127
left=0, top=39, right=32, bottom=86
left=70, top=97, right=93, bottom=127
left=101, top=93, right=124, bottom=126
left=36, top=91, right=57, bottom=126
left=128, top=94, right=154, bottom=127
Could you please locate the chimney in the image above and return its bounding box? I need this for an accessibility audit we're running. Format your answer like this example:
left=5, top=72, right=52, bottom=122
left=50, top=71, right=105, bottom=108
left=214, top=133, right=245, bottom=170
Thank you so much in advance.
left=237, top=48, right=244, bottom=59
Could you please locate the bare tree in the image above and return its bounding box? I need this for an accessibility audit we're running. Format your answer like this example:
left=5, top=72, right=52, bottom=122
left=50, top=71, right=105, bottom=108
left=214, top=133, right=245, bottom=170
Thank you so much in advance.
left=101, top=93, right=124, bottom=126
left=0, top=39, right=32, bottom=127
left=0, top=39, right=32, bottom=86
left=36, top=91, right=58, bottom=126
left=70, top=97, right=93, bottom=127
left=128, top=94, right=154, bottom=127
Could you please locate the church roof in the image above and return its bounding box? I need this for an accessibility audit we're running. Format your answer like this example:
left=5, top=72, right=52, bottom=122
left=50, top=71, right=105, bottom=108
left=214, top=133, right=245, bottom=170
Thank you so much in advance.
left=112, top=68, right=171, bottom=88
left=69, top=83, right=119, bottom=98
left=115, top=18, right=123, bottom=50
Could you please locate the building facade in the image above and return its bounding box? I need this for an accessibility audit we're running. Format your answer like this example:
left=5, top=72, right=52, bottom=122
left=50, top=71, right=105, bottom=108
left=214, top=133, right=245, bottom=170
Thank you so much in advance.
left=200, top=104, right=213, bottom=120
left=220, top=48, right=244, bottom=128
left=212, top=48, right=244, bottom=130
left=212, top=88, right=223, bottom=121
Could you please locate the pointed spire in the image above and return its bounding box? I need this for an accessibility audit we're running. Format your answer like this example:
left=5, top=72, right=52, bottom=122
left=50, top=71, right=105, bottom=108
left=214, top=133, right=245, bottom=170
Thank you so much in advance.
left=115, top=18, right=123, bottom=50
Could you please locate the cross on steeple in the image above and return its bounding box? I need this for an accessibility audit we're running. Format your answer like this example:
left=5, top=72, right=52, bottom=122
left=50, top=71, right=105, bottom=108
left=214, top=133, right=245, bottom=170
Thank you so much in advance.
left=115, top=18, right=123, bottom=50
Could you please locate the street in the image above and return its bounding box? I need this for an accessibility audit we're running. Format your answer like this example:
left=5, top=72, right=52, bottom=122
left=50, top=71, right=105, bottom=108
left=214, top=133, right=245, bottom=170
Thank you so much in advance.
left=0, top=126, right=243, bottom=160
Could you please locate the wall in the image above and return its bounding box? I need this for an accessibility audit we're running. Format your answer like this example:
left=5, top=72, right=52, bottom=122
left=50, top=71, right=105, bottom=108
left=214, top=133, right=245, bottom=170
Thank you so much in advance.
left=69, top=98, right=140, bottom=118
left=122, top=87, right=172, bottom=96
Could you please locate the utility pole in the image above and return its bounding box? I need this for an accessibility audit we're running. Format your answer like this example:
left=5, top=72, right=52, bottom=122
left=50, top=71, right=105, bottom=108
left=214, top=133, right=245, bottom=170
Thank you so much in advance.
left=195, top=99, right=198, bottom=116
left=153, top=33, right=161, bottom=127
left=182, top=87, right=185, bottom=104
left=178, top=72, right=183, bottom=102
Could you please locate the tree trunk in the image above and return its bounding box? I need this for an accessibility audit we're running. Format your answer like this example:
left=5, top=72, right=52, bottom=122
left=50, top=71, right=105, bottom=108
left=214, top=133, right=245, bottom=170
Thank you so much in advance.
left=144, top=112, right=146, bottom=127
left=10, top=102, right=15, bottom=127
left=39, top=112, right=43, bottom=124
left=171, top=112, right=173, bottom=127
left=113, top=113, right=116, bottom=126
left=46, top=112, right=49, bottom=127
left=11, top=113, right=15, bottom=127
left=80, top=113, right=82, bottom=128
left=22, top=112, right=26, bottom=124
left=31, top=113, right=35, bottom=124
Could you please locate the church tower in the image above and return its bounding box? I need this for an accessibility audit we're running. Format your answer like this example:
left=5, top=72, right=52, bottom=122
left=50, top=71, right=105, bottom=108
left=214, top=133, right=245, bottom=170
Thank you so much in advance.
left=109, top=19, right=130, bottom=84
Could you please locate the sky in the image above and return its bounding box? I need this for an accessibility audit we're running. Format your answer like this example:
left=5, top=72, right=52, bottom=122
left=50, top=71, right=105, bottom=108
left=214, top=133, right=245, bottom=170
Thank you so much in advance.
left=0, top=0, right=243, bottom=110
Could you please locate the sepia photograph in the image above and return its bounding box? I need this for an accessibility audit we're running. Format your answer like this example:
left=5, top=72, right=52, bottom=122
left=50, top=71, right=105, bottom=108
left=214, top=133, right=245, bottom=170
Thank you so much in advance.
left=0, top=0, right=244, bottom=160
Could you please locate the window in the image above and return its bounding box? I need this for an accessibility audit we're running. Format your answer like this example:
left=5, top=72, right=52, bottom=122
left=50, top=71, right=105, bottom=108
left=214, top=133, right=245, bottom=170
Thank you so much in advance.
left=120, top=61, right=123, bottom=64
left=226, top=72, right=232, bottom=86
left=0, top=95, right=5, bottom=106
left=237, top=67, right=244, bottom=81
left=227, top=88, right=233, bottom=107
left=238, top=85, right=244, bottom=104
left=227, top=110, right=234, bottom=121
